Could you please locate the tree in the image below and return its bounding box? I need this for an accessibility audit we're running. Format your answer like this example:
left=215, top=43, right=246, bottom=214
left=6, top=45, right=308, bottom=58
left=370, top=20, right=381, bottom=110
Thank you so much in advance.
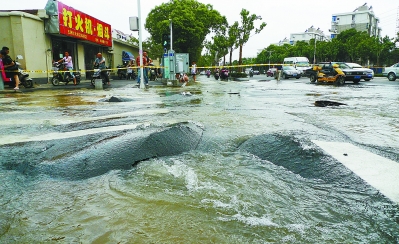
left=145, top=0, right=227, bottom=63
left=235, top=9, right=266, bottom=69
left=227, top=22, right=239, bottom=65
left=128, top=36, right=164, bottom=60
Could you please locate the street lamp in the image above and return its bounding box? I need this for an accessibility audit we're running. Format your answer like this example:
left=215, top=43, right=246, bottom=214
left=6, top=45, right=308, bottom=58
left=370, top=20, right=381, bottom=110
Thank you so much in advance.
left=169, top=19, right=173, bottom=51
left=268, top=51, right=273, bottom=70
left=137, top=0, right=145, bottom=89
left=313, top=36, right=317, bottom=65
left=308, top=33, right=317, bottom=64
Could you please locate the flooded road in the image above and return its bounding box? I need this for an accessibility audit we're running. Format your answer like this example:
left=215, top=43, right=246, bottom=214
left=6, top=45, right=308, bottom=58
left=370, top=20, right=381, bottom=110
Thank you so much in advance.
left=1, top=76, right=399, bottom=243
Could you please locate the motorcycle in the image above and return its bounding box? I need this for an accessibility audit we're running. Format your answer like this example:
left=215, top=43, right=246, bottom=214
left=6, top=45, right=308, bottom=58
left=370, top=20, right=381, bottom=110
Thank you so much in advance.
left=0, top=55, right=33, bottom=88
left=206, top=70, right=211, bottom=78
left=249, top=70, right=254, bottom=77
left=214, top=69, right=220, bottom=80
left=90, top=64, right=109, bottom=86
left=117, top=64, right=127, bottom=79
left=51, top=62, right=81, bottom=86
left=149, top=66, right=157, bottom=81
left=220, top=68, right=229, bottom=81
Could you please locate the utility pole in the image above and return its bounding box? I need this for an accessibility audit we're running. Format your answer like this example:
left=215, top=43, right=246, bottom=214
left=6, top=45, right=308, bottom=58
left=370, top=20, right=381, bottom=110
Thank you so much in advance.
left=313, top=36, right=317, bottom=65
left=137, top=0, right=145, bottom=89
left=267, top=51, right=273, bottom=70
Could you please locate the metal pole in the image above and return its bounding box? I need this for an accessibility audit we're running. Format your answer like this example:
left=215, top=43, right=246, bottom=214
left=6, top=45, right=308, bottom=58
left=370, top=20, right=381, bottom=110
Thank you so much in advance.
left=169, top=19, right=173, bottom=51
left=138, top=0, right=145, bottom=89
left=313, top=36, right=317, bottom=65
left=268, top=51, right=273, bottom=70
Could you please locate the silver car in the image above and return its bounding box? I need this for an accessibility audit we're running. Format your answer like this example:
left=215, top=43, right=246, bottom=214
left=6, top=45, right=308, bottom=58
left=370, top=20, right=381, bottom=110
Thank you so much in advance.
left=280, top=66, right=301, bottom=79
left=345, top=62, right=374, bottom=81
left=382, top=63, right=399, bottom=81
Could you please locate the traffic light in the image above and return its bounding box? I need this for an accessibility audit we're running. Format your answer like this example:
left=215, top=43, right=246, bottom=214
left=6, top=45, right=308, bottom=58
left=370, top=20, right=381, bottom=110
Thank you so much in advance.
left=162, top=33, right=170, bottom=49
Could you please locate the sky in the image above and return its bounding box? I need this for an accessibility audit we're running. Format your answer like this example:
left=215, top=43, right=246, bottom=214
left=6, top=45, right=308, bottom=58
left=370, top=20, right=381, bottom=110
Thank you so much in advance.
left=2, top=0, right=398, bottom=60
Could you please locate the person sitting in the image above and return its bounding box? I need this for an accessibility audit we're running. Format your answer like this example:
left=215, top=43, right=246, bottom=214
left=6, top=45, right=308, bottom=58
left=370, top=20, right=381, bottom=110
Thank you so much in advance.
left=1, top=47, right=21, bottom=90
left=94, top=53, right=110, bottom=85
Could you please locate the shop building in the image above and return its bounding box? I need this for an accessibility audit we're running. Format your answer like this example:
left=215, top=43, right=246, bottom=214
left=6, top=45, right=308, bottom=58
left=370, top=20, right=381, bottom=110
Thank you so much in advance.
left=0, top=0, right=139, bottom=84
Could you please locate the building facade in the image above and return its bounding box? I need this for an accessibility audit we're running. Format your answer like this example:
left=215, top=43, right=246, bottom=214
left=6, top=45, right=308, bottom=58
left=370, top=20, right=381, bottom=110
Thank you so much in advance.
left=0, top=0, right=140, bottom=84
left=289, top=26, right=329, bottom=45
left=330, top=3, right=381, bottom=39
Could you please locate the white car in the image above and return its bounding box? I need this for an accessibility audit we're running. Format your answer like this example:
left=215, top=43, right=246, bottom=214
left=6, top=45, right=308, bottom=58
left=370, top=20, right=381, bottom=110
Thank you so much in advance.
left=345, top=62, right=374, bottom=81
left=280, top=66, right=301, bottom=79
left=382, top=63, right=399, bottom=81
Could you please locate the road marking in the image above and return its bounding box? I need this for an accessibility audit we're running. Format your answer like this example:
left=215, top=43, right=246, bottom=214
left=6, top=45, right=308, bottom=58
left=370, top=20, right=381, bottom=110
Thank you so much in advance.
left=0, top=109, right=171, bottom=146
left=0, top=123, right=149, bottom=146
left=313, top=140, right=399, bottom=203
left=0, top=109, right=169, bottom=125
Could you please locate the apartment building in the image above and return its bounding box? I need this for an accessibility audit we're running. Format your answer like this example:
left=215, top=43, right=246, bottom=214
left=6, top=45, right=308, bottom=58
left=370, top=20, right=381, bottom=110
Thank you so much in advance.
left=330, top=3, right=381, bottom=38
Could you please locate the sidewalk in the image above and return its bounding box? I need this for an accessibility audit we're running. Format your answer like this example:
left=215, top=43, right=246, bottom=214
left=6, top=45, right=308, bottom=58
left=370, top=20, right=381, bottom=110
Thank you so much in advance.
left=0, top=77, right=166, bottom=93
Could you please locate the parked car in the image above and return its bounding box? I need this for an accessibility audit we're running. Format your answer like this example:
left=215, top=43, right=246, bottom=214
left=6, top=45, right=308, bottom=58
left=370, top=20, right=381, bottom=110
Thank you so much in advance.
left=382, top=63, right=399, bottom=81
left=253, top=70, right=260, bottom=75
left=345, top=62, right=374, bottom=81
left=278, top=66, right=301, bottom=79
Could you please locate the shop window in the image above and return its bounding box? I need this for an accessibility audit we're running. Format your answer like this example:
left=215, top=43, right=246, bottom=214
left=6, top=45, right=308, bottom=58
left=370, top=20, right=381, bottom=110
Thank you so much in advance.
left=51, top=39, right=77, bottom=65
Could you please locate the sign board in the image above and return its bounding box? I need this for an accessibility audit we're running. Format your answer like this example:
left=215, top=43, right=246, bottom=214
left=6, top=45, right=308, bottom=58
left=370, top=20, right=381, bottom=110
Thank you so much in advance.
left=129, top=17, right=139, bottom=31
left=57, top=2, right=112, bottom=47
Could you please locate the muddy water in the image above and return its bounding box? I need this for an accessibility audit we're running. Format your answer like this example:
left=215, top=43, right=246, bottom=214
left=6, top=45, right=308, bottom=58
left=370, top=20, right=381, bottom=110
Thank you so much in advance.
left=0, top=77, right=399, bottom=243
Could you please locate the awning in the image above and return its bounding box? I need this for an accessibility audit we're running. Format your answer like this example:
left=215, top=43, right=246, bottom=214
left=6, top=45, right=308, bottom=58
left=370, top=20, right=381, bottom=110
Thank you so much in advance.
left=122, top=51, right=135, bottom=62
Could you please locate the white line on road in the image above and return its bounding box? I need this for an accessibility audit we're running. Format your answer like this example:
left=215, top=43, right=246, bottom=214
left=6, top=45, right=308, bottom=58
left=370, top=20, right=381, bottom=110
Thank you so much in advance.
left=313, top=140, right=399, bottom=204
left=0, top=123, right=149, bottom=146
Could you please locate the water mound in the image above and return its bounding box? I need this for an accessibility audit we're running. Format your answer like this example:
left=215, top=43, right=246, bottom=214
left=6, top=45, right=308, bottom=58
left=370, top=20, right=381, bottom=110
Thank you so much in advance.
left=35, top=122, right=204, bottom=180
left=239, top=133, right=362, bottom=185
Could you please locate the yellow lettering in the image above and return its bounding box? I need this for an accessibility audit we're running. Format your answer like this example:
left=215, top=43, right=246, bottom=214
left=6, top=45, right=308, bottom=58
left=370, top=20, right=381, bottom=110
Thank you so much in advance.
left=96, top=23, right=103, bottom=38
left=85, top=18, right=93, bottom=35
left=74, top=14, right=84, bottom=32
left=104, top=27, right=110, bottom=39
left=62, top=8, right=73, bottom=28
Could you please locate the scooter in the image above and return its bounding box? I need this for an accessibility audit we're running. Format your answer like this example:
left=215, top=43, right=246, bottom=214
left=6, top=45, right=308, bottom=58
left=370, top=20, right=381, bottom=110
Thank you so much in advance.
left=90, top=64, right=109, bottom=86
left=206, top=70, right=211, bottom=78
left=0, top=55, right=33, bottom=88
left=51, top=62, right=81, bottom=86
left=149, top=67, right=157, bottom=81
left=117, top=64, right=127, bottom=79
left=220, top=68, right=229, bottom=81
left=214, top=69, right=220, bottom=80
left=249, top=70, right=254, bottom=77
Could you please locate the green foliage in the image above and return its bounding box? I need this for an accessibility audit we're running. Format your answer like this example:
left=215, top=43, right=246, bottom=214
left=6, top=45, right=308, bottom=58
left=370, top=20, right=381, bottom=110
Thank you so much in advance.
left=255, top=29, right=398, bottom=67
left=236, top=9, right=267, bottom=67
left=145, top=0, right=227, bottom=63
left=127, top=36, right=164, bottom=61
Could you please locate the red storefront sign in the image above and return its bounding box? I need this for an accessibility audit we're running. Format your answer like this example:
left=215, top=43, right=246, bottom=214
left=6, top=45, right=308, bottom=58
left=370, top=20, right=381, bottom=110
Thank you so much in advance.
left=58, top=2, right=112, bottom=47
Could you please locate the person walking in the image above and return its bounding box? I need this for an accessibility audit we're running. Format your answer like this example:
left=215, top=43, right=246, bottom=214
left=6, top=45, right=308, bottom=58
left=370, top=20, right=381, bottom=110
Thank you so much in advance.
left=126, top=60, right=133, bottom=80
left=57, top=51, right=76, bottom=85
left=94, top=53, right=110, bottom=85
left=191, top=61, right=197, bottom=82
left=136, top=51, right=150, bottom=86
left=1, top=47, right=21, bottom=90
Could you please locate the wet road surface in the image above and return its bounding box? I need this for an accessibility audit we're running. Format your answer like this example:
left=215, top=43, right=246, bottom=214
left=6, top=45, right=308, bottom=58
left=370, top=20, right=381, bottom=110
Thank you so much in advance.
left=0, top=75, right=399, bottom=243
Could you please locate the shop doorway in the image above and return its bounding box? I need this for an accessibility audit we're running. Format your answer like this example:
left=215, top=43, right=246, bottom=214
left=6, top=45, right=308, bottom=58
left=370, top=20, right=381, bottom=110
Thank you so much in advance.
left=84, top=44, right=101, bottom=80
left=51, top=39, right=77, bottom=68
